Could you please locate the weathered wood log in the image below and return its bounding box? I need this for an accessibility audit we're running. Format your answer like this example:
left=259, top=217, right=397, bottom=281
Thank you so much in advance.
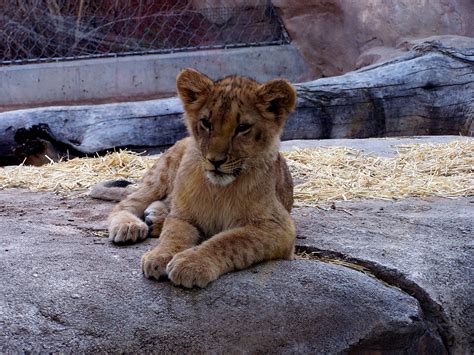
left=292, top=40, right=473, bottom=140
left=0, top=98, right=186, bottom=164
left=0, top=38, right=472, bottom=164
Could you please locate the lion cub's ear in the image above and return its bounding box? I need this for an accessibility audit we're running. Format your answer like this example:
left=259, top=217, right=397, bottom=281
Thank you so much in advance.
left=176, top=68, right=214, bottom=111
left=256, top=79, right=297, bottom=122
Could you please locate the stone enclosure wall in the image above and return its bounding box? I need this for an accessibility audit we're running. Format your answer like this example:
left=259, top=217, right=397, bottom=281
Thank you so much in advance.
left=274, top=0, right=473, bottom=77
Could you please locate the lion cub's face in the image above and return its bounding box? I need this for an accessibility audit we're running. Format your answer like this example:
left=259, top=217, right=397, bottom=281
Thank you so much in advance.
left=176, top=69, right=296, bottom=186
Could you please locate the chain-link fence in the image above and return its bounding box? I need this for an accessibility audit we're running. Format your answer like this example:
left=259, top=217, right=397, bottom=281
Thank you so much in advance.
left=0, top=0, right=289, bottom=65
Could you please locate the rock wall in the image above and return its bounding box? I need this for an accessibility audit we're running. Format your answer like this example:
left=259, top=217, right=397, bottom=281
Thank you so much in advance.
left=272, top=0, right=474, bottom=78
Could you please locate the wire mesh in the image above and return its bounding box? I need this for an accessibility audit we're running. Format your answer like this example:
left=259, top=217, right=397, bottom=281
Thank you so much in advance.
left=0, top=0, right=289, bottom=65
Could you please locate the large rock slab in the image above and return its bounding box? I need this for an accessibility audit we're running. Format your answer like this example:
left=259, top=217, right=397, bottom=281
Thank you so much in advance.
left=0, top=190, right=445, bottom=353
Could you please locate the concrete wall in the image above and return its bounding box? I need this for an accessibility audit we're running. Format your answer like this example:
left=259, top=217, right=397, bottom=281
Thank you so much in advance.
left=0, top=45, right=309, bottom=111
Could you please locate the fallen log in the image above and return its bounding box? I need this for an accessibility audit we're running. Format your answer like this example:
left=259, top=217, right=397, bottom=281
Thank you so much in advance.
left=292, top=39, right=473, bottom=140
left=0, top=38, right=472, bottom=164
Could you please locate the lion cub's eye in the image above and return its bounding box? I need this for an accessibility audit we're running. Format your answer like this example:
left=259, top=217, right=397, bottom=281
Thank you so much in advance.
left=200, top=118, right=212, bottom=130
left=236, top=124, right=252, bottom=134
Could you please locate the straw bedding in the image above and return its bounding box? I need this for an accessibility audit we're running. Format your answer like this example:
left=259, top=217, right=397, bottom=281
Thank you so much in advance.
left=1, top=140, right=472, bottom=205
left=286, top=140, right=473, bottom=206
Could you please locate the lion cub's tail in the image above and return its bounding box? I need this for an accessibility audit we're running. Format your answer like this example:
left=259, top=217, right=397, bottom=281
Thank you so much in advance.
left=89, top=179, right=138, bottom=201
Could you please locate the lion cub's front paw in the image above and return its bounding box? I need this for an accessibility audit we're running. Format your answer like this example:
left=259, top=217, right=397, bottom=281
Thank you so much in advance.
left=166, top=248, right=220, bottom=288
left=109, top=211, right=148, bottom=244
left=141, top=250, right=174, bottom=280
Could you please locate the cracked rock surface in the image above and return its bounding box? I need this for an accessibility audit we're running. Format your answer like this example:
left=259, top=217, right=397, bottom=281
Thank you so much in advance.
left=295, top=197, right=473, bottom=354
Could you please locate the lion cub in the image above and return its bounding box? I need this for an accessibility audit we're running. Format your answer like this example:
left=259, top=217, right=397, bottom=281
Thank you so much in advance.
left=107, top=68, right=297, bottom=288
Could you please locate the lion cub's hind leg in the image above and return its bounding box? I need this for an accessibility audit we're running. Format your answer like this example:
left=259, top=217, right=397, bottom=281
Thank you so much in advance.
left=107, top=138, right=189, bottom=244
left=144, top=200, right=170, bottom=237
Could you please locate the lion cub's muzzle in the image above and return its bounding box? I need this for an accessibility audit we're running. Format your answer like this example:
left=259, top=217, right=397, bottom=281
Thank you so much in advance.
left=203, top=156, right=244, bottom=186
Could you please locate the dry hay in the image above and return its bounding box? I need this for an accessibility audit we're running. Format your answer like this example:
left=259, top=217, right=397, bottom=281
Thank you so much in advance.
left=0, top=151, right=155, bottom=195
left=286, top=140, right=473, bottom=206
left=0, top=140, right=472, bottom=204
left=296, top=249, right=398, bottom=289
left=296, top=250, right=369, bottom=273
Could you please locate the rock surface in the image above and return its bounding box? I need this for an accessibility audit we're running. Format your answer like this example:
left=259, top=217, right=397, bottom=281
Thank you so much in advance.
left=0, top=189, right=446, bottom=353
left=273, top=0, right=474, bottom=78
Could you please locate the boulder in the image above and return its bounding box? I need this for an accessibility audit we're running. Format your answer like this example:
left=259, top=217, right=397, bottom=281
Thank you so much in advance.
left=272, top=0, right=474, bottom=77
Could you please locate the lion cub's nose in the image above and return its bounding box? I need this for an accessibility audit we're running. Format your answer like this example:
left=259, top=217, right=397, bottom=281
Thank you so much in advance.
left=207, top=157, right=227, bottom=169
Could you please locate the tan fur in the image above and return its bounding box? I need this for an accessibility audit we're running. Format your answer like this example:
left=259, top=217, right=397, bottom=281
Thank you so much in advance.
left=107, top=68, right=297, bottom=288
left=90, top=181, right=138, bottom=201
